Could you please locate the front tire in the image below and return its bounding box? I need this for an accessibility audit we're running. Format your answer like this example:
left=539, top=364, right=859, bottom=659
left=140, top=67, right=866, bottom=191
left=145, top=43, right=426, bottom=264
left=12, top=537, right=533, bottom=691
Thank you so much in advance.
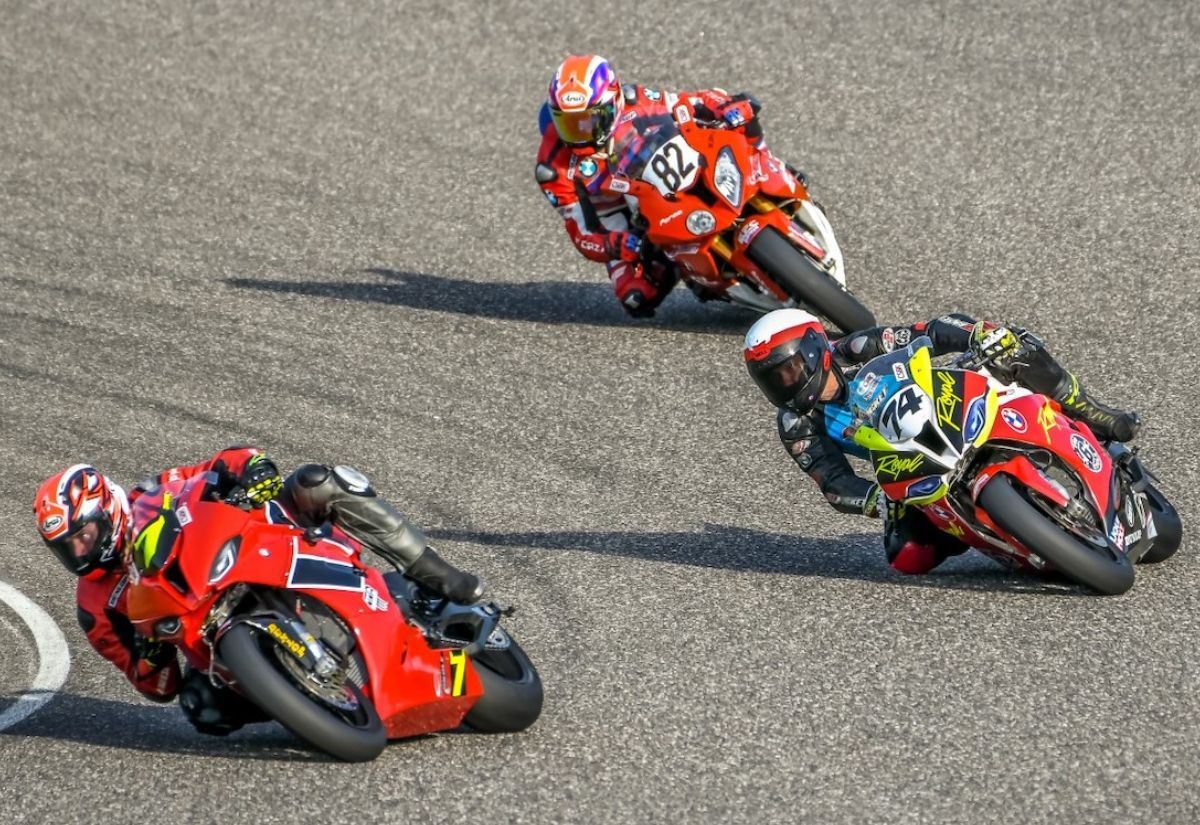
left=978, top=474, right=1135, bottom=595
left=218, top=623, right=387, bottom=762
left=1139, top=486, right=1182, bottom=564
left=746, top=226, right=876, bottom=334
left=462, top=635, right=543, bottom=733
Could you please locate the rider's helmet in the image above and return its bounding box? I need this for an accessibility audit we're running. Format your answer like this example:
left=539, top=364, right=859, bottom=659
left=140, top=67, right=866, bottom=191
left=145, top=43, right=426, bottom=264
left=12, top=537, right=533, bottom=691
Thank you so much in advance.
left=743, top=309, right=835, bottom=413
left=547, top=54, right=624, bottom=149
left=34, top=465, right=130, bottom=578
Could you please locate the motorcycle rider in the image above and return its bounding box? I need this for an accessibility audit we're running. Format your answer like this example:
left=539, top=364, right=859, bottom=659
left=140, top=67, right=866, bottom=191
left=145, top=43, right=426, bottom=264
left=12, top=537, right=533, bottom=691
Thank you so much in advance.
left=742, top=310, right=1141, bottom=574
left=537, top=54, right=790, bottom=318
left=33, top=446, right=483, bottom=735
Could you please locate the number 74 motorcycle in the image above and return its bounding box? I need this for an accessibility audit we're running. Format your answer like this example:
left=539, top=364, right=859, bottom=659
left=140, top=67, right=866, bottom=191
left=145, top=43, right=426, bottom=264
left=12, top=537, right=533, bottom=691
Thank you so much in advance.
left=604, top=98, right=876, bottom=333
left=840, top=336, right=1182, bottom=594
left=123, top=472, right=543, bottom=761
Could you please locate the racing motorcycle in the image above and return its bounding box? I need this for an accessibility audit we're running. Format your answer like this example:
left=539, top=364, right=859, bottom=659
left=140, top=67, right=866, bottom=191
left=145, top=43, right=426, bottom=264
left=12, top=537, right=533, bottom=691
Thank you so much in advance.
left=605, top=98, right=875, bottom=333
left=122, top=472, right=542, bottom=761
left=841, top=336, right=1181, bottom=594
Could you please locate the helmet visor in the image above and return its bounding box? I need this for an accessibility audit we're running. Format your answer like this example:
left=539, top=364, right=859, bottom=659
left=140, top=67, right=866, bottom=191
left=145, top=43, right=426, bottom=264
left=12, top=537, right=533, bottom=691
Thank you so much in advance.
left=551, top=100, right=619, bottom=147
left=749, top=331, right=830, bottom=412
left=44, top=520, right=110, bottom=575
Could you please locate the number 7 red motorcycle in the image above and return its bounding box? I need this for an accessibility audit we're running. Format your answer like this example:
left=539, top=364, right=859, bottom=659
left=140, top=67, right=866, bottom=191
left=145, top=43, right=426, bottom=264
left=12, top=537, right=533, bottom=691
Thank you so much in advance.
left=605, top=98, right=876, bottom=333
left=123, top=472, right=542, bottom=761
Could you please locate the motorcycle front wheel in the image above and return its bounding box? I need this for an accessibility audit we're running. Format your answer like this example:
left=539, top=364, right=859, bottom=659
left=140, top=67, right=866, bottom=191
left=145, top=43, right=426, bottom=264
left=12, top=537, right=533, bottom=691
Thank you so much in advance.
left=978, top=474, right=1135, bottom=595
left=218, top=623, right=387, bottom=762
left=462, top=633, right=543, bottom=733
left=745, top=226, right=876, bottom=334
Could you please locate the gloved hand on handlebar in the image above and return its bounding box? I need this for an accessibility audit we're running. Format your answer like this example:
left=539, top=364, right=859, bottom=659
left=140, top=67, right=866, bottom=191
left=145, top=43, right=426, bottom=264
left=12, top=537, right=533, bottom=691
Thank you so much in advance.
left=716, top=93, right=761, bottom=129
left=220, top=453, right=283, bottom=508
left=969, top=321, right=1025, bottom=365
left=605, top=230, right=644, bottom=263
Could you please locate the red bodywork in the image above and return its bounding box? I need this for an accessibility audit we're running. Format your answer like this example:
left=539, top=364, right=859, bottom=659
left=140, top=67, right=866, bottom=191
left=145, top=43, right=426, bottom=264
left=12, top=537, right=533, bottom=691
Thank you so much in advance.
left=123, top=476, right=481, bottom=739
left=606, top=100, right=821, bottom=300
left=881, top=389, right=1119, bottom=573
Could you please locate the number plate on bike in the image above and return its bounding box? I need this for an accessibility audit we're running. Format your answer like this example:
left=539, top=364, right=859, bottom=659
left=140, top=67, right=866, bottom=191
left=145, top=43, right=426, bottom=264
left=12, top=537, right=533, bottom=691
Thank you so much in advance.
left=642, top=135, right=701, bottom=197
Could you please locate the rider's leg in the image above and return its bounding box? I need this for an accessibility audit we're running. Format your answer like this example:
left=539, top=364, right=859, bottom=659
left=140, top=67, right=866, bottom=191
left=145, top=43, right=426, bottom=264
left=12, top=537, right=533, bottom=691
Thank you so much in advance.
left=1007, top=344, right=1140, bottom=442
left=281, top=464, right=483, bottom=603
left=884, top=503, right=968, bottom=575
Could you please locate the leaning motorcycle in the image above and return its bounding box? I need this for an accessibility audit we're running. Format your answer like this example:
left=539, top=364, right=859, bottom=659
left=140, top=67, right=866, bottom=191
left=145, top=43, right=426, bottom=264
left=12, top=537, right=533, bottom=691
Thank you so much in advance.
left=605, top=98, right=875, bottom=333
left=123, top=472, right=542, bottom=761
left=839, top=336, right=1181, bottom=594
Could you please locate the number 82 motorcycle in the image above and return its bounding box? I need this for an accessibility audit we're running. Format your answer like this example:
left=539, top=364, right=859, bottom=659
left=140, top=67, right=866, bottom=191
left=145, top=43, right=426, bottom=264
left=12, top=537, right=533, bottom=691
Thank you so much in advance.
left=840, top=337, right=1182, bottom=594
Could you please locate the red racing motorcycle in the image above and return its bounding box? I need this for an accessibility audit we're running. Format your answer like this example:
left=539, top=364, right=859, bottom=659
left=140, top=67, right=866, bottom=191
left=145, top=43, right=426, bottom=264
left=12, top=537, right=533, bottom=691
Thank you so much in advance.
left=606, top=98, right=875, bottom=333
left=844, top=336, right=1182, bottom=594
left=123, top=472, right=542, bottom=761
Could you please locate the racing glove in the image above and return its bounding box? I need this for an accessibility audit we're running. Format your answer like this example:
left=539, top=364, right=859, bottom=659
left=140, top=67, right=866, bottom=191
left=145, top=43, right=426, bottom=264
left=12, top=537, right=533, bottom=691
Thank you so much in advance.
left=605, top=231, right=644, bottom=263
left=969, top=321, right=1023, bottom=364
left=717, top=93, right=761, bottom=129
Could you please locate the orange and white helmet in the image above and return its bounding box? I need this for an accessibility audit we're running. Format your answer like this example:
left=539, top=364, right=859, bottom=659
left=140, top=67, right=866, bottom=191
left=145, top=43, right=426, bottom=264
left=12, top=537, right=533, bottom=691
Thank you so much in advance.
left=34, top=465, right=130, bottom=577
left=547, top=54, right=624, bottom=148
left=743, top=309, right=835, bottom=413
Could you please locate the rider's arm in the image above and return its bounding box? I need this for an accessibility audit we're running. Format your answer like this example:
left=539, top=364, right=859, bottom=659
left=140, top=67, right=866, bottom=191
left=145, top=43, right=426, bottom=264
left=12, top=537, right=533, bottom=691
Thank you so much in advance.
left=140, top=445, right=269, bottom=490
left=75, top=573, right=181, bottom=702
left=534, top=114, right=635, bottom=264
left=778, top=409, right=881, bottom=518
left=833, top=314, right=979, bottom=364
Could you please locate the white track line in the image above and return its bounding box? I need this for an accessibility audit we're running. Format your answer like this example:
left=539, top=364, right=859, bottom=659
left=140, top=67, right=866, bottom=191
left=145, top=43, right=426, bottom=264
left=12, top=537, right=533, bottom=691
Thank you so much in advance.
left=0, top=581, right=70, bottom=731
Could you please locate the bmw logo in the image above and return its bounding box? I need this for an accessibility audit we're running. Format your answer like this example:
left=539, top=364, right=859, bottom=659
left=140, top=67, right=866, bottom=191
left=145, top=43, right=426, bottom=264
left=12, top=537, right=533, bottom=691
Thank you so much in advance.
left=579, top=159, right=598, bottom=177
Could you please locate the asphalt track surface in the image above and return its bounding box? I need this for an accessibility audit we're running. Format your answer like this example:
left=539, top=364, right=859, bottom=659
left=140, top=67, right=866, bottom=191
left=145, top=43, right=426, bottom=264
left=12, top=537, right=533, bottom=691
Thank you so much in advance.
left=2, top=1, right=1198, bottom=823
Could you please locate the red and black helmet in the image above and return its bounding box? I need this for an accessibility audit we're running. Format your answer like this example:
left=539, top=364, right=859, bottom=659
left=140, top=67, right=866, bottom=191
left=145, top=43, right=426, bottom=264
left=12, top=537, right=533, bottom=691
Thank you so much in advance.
left=743, top=309, right=835, bottom=413
left=34, top=465, right=129, bottom=577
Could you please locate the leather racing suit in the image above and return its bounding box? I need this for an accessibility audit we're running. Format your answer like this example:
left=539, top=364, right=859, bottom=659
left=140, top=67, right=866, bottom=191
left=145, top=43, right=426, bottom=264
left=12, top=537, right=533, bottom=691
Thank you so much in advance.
left=776, top=315, right=1140, bottom=574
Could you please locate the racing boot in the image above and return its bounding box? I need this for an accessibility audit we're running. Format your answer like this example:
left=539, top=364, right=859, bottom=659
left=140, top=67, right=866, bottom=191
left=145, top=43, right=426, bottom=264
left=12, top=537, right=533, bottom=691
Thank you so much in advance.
left=178, top=669, right=269, bottom=736
left=1001, top=344, right=1140, bottom=442
left=282, top=464, right=483, bottom=603
left=884, top=501, right=967, bottom=575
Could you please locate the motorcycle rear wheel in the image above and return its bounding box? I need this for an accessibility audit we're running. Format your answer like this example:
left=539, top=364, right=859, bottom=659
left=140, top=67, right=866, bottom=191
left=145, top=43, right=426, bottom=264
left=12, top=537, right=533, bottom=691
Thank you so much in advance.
left=218, top=623, right=387, bottom=762
left=978, top=474, right=1135, bottom=595
left=462, top=635, right=543, bottom=733
left=745, top=226, right=876, bottom=334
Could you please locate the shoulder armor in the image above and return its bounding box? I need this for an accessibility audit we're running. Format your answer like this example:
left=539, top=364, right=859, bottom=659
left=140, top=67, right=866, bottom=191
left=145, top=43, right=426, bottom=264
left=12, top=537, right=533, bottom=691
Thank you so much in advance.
left=622, top=83, right=639, bottom=104
left=535, top=162, right=557, bottom=183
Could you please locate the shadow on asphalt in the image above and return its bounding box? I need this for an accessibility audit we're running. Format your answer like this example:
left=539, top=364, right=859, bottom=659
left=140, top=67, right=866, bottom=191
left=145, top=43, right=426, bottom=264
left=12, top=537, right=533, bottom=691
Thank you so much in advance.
left=430, top=522, right=1090, bottom=595
left=0, top=692, right=334, bottom=762
left=223, top=268, right=758, bottom=334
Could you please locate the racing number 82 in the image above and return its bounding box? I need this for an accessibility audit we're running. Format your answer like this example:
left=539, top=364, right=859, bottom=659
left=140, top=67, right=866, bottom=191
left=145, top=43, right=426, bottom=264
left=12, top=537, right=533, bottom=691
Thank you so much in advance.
left=651, top=143, right=695, bottom=193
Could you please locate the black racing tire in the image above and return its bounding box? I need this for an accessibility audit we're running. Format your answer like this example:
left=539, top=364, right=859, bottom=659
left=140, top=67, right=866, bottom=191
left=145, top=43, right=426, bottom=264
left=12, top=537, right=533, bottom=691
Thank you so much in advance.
left=745, top=225, right=876, bottom=334
left=218, top=623, right=387, bottom=762
left=462, top=635, right=543, bottom=733
left=1139, top=486, right=1182, bottom=564
left=978, top=474, right=1135, bottom=595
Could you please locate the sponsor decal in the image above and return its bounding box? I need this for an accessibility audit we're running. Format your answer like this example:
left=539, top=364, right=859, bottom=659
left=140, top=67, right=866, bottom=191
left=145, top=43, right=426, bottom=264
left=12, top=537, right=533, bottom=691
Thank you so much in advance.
left=905, top=476, right=943, bottom=498
left=880, top=328, right=896, bottom=352
left=857, top=372, right=881, bottom=399
left=1000, top=408, right=1027, bottom=433
left=559, top=90, right=586, bottom=109
left=1125, top=495, right=1135, bottom=524
left=935, top=371, right=962, bottom=432
left=543, top=191, right=558, bottom=206
left=875, top=454, right=925, bottom=480
left=1125, top=529, right=1142, bottom=548
left=659, top=208, right=684, bottom=225
left=943, top=521, right=966, bottom=539
left=175, top=504, right=192, bottom=527
left=892, top=363, right=909, bottom=381
left=579, top=239, right=605, bottom=255
left=362, top=584, right=389, bottom=612
left=607, top=177, right=630, bottom=193
left=929, top=504, right=953, bottom=521
left=748, top=154, right=769, bottom=185
left=894, top=328, right=912, bottom=346
left=1109, top=518, right=1125, bottom=548
left=737, top=219, right=762, bottom=246
left=675, top=104, right=691, bottom=124
left=107, top=575, right=129, bottom=609
left=1038, top=402, right=1059, bottom=441
left=579, top=158, right=598, bottom=178
left=41, top=514, right=65, bottom=536
left=644, top=88, right=662, bottom=101
left=266, top=622, right=308, bottom=660
left=1070, top=433, right=1103, bottom=473
left=963, top=397, right=986, bottom=442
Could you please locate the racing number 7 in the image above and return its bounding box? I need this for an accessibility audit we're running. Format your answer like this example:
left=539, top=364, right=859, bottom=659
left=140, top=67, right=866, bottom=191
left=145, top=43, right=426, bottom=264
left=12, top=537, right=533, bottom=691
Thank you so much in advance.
left=448, top=649, right=468, bottom=696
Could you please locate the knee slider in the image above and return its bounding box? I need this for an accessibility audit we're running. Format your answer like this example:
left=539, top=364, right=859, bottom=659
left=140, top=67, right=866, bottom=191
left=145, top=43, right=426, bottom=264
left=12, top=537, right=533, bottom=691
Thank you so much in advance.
left=331, top=465, right=376, bottom=497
